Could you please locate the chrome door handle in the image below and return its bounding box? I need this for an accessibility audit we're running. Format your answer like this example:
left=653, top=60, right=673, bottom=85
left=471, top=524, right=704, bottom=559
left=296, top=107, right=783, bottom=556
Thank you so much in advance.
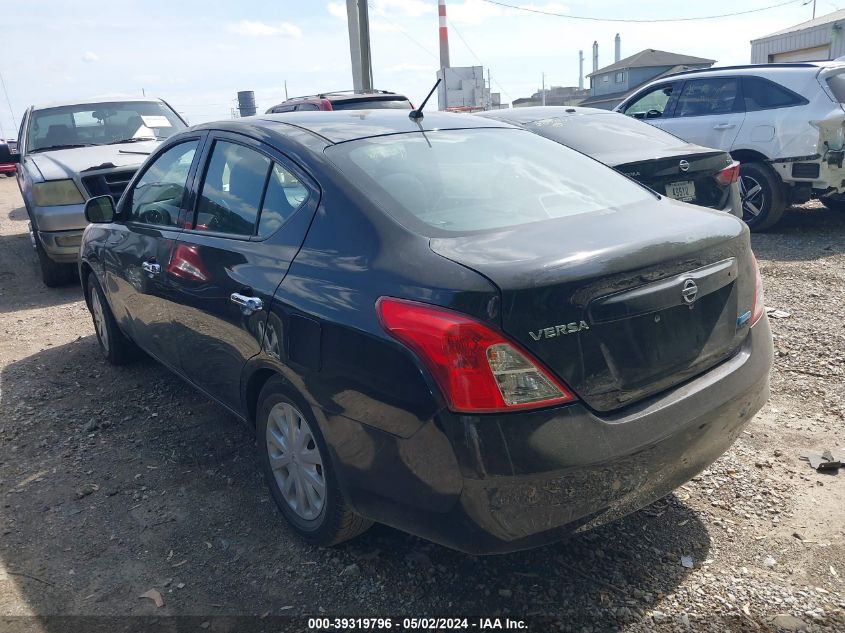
left=713, top=123, right=735, bottom=130
left=230, top=292, right=263, bottom=315
left=141, top=261, right=161, bottom=275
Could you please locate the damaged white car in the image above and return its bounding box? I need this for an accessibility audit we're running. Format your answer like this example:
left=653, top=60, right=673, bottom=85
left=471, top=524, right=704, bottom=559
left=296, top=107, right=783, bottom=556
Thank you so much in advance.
left=616, top=62, right=845, bottom=230
left=0, top=98, right=186, bottom=285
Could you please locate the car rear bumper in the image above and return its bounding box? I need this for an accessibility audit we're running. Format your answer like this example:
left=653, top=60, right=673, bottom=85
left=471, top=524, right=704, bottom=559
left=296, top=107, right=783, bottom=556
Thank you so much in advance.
left=323, top=316, right=772, bottom=554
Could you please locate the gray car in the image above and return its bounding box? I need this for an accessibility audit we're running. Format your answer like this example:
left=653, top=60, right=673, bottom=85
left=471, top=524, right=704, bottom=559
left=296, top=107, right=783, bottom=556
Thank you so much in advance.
left=2, top=97, right=186, bottom=286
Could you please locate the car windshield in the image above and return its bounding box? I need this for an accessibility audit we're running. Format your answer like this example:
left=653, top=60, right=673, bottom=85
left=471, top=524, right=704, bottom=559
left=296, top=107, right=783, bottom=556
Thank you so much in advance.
left=526, top=113, right=685, bottom=156
left=26, top=101, right=186, bottom=152
left=326, top=128, right=653, bottom=235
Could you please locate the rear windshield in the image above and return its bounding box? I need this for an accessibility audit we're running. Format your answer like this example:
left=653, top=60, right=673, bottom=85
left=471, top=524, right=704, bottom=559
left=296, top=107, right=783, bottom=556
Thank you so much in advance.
left=326, top=128, right=653, bottom=235
left=331, top=98, right=412, bottom=111
left=525, top=113, right=684, bottom=155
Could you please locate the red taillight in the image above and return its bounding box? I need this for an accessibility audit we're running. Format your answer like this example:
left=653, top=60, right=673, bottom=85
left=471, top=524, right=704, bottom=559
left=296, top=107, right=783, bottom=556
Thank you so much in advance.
left=751, top=255, right=765, bottom=326
left=167, top=244, right=209, bottom=282
left=716, top=161, right=740, bottom=186
left=376, top=297, right=577, bottom=413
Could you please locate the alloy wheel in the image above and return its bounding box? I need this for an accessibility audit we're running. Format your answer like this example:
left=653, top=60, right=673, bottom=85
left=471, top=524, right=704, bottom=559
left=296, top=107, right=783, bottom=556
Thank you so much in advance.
left=265, top=402, right=326, bottom=521
left=90, top=289, right=109, bottom=353
left=739, top=175, right=765, bottom=221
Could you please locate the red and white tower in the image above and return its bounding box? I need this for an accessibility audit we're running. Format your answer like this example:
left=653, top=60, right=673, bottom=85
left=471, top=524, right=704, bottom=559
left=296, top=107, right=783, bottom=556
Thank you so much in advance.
left=438, top=0, right=450, bottom=69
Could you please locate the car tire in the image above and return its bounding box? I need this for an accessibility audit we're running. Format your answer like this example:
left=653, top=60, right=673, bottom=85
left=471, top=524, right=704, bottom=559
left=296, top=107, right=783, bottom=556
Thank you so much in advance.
left=87, top=271, right=139, bottom=365
left=35, top=237, right=75, bottom=287
left=820, top=194, right=845, bottom=212
left=256, top=376, right=372, bottom=546
left=739, top=162, right=786, bottom=231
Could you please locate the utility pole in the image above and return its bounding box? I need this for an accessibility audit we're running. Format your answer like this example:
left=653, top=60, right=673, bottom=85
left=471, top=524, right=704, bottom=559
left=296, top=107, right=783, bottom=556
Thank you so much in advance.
left=346, top=0, right=373, bottom=92
left=284, top=80, right=288, bottom=100
left=541, top=72, right=546, bottom=106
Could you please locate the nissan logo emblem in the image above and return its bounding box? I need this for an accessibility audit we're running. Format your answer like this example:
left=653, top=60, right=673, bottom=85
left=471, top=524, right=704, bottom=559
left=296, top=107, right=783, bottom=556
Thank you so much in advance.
left=679, top=160, right=690, bottom=172
left=681, top=279, right=698, bottom=304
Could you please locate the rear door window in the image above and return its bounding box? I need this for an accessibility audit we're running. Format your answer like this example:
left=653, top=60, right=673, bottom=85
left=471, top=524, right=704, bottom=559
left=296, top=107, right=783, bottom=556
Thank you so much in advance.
left=258, top=163, right=307, bottom=237
left=195, top=141, right=270, bottom=236
left=743, top=76, right=806, bottom=110
left=676, top=78, right=740, bottom=117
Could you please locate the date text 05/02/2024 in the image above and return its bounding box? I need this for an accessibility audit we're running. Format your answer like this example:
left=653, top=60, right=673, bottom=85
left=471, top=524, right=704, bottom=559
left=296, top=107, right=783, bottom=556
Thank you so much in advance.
left=307, top=617, right=528, bottom=630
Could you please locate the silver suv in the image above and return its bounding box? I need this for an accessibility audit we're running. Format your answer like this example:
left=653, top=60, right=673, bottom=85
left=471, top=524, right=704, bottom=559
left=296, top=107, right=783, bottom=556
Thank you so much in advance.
left=0, top=97, right=186, bottom=285
left=616, top=62, right=845, bottom=230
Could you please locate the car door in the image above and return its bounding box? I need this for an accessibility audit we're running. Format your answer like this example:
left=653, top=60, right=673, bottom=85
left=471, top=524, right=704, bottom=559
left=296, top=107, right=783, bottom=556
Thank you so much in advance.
left=168, top=132, right=319, bottom=410
left=618, top=81, right=682, bottom=132
left=659, top=77, right=745, bottom=151
left=102, top=136, right=204, bottom=370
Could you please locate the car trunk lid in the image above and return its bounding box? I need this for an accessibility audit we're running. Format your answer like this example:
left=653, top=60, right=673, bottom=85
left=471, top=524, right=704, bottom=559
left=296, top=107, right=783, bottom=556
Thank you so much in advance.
left=611, top=149, right=733, bottom=210
left=429, top=199, right=755, bottom=412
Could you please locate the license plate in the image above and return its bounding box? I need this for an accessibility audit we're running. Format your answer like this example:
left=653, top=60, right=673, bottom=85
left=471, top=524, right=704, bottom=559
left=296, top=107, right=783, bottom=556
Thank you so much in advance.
left=665, top=180, right=696, bottom=201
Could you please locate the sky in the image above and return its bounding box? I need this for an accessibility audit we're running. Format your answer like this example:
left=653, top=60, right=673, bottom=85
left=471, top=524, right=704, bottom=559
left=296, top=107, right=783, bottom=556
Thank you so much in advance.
left=1, top=0, right=842, bottom=135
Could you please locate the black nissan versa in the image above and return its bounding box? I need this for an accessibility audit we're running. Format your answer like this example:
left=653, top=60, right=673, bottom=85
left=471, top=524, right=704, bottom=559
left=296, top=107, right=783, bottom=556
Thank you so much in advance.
left=78, top=110, right=773, bottom=554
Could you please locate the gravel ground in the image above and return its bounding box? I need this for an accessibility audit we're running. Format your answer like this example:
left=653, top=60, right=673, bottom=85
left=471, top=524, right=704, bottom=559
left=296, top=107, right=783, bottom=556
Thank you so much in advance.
left=0, top=176, right=843, bottom=632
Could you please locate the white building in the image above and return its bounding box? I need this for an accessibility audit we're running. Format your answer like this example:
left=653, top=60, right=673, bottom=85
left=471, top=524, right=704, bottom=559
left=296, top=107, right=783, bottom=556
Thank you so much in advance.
left=437, top=66, right=490, bottom=111
left=751, top=9, right=845, bottom=63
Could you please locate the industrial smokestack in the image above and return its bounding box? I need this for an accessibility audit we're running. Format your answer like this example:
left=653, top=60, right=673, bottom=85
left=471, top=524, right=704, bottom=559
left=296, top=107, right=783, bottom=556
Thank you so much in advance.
left=592, top=41, right=598, bottom=73
left=237, top=90, right=256, bottom=117
left=578, top=50, right=584, bottom=90
left=615, top=33, right=621, bottom=63
left=438, top=0, right=450, bottom=69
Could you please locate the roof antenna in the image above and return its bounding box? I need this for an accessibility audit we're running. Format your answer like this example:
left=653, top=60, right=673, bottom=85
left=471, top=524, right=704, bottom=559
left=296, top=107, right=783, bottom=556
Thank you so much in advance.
left=409, top=78, right=441, bottom=121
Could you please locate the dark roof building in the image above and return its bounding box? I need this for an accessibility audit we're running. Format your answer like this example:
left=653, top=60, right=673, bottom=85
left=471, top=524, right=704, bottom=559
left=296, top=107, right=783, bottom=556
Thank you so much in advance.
left=580, top=49, right=715, bottom=110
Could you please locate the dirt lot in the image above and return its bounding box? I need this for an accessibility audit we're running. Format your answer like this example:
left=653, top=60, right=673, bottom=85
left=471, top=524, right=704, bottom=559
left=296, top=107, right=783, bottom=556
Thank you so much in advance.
left=0, top=175, right=843, bottom=632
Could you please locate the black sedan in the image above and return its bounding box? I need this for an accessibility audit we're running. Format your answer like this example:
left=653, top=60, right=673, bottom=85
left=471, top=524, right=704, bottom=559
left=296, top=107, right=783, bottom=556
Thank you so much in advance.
left=476, top=106, right=742, bottom=218
left=79, top=110, right=772, bottom=554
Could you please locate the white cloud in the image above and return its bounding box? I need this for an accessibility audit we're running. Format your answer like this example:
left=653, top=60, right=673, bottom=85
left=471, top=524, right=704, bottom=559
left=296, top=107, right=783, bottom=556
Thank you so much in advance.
left=81, top=51, right=99, bottom=63
left=519, top=2, right=569, bottom=14
left=327, top=2, right=347, bottom=20
left=230, top=20, right=302, bottom=38
left=372, top=0, right=433, bottom=18
left=371, top=20, right=402, bottom=32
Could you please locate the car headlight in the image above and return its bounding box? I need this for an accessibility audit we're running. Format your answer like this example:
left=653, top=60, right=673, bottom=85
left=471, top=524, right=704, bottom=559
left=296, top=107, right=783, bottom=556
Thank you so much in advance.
left=32, top=180, right=84, bottom=206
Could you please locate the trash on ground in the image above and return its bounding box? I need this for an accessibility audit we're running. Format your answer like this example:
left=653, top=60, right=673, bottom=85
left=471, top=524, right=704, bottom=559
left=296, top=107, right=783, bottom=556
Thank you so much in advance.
left=800, top=449, right=844, bottom=473
left=681, top=555, right=694, bottom=568
left=139, top=588, right=164, bottom=608
left=766, top=308, right=791, bottom=319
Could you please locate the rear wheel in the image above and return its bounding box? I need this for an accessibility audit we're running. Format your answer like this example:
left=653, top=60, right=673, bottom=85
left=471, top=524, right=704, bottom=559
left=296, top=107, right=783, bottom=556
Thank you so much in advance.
left=256, top=376, right=372, bottom=546
left=35, top=236, right=75, bottom=287
left=87, top=272, right=139, bottom=365
left=739, top=162, right=786, bottom=231
left=820, top=194, right=845, bottom=212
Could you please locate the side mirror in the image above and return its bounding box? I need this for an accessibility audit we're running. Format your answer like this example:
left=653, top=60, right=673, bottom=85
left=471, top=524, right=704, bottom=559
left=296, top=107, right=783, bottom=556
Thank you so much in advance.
left=84, top=195, right=116, bottom=223
left=0, top=143, right=19, bottom=164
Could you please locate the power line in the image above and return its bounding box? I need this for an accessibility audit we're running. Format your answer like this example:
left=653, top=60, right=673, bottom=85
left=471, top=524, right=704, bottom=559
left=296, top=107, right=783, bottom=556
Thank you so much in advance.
left=367, top=2, right=439, bottom=61
left=479, top=0, right=804, bottom=23
left=446, top=18, right=513, bottom=102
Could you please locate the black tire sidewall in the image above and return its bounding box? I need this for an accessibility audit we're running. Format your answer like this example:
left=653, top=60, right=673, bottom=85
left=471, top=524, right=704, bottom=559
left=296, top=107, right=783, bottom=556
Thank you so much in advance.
left=87, top=272, right=115, bottom=360
left=35, top=237, right=74, bottom=287
left=740, top=162, right=785, bottom=231
left=256, top=379, right=343, bottom=542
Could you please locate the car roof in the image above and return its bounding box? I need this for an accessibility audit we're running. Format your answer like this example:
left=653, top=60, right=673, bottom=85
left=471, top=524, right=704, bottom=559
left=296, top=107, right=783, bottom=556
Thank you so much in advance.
left=281, top=90, right=408, bottom=104
left=657, top=61, right=845, bottom=81
left=192, top=110, right=515, bottom=145
left=476, top=106, right=617, bottom=125
left=31, top=96, right=167, bottom=111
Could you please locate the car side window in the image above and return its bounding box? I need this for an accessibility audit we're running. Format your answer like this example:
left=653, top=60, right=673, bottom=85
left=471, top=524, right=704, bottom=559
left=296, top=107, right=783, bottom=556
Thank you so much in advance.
left=258, top=163, right=308, bottom=237
left=296, top=103, right=320, bottom=111
left=195, top=141, right=270, bottom=237
left=676, top=78, right=740, bottom=117
left=127, top=140, right=198, bottom=227
left=623, top=84, right=674, bottom=119
left=743, top=76, right=805, bottom=111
